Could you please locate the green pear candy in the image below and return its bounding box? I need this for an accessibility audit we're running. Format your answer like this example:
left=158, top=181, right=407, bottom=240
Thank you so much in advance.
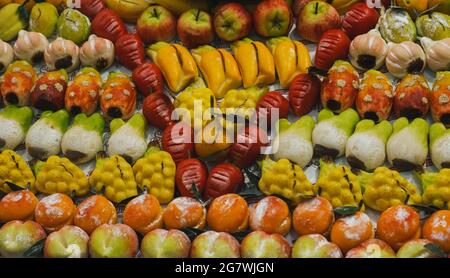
left=429, top=122, right=450, bottom=169
left=0, top=105, right=34, bottom=150
left=56, top=9, right=91, bottom=45
left=0, top=3, right=28, bottom=41
left=273, top=116, right=315, bottom=167
left=416, top=12, right=450, bottom=41
left=386, top=117, right=429, bottom=171
left=345, top=120, right=393, bottom=170
left=312, top=108, right=360, bottom=158
left=29, top=2, right=59, bottom=37
left=25, top=109, right=70, bottom=160
left=61, top=113, right=105, bottom=164
left=108, top=113, right=147, bottom=163
left=379, top=7, right=417, bottom=43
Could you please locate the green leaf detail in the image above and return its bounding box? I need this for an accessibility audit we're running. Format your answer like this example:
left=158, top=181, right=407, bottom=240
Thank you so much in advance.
left=424, top=243, right=447, bottom=258
left=24, top=238, right=45, bottom=257
left=333, top=206, right=359, bottom=216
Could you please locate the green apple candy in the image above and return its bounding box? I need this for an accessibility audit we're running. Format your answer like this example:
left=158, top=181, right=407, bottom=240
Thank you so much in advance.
left=57, top=8, right=91, bottom=45
left=416, top=12, right=450, bottom=41
left=379, top=7, right=417, bottom=43
left=29, top=2, right=59, bottom=37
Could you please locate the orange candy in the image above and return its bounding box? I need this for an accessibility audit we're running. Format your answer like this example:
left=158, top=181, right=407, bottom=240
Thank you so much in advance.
left=207, top=194, right=249, bottom=233
left=74, top=195, right=117, bottom=234
left=423, top=210, right=450, bottom=253
left=293, top=197, right=334, bottom=236
left=123, top=194, right=163, bottom=235
left=330, top=212, right=374, bottom=254
left=376, top=205, right=421, bottom=251
left=163, top=197, right=206, bottom=230
left=248, top=196, right=291, bottom=234
left=35, top=193, right=76, bottom=232
left=0, top=190, right=38, bottom=222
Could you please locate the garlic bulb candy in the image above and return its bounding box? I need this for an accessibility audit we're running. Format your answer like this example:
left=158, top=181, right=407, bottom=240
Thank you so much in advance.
left=349, top=29, right=388, bottom=71
left=44, top=37, right=80, bottom=73
left=421, top=37, right=450, bottom=72
left=0, top=39, right=13, bottom=72
left=80, top=35, right=115, bottom=71
left=14, top=30, right=49, bottom=64
left=385, top=41, right=426, bottom=79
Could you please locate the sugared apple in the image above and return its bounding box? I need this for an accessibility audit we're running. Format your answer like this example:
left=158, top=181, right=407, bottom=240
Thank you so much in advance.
left=137, top=5, right=176, bottom=44
left=292, top=234, right=343, bottom=258
left=0, top=220, right=46, bottom=258
left=190, top=231, right=240, bottom=258
left=44, top=225, right=89, bottom=258
left=345, top=239, right=396, bottom=258
left=293, top=0, right=322, bottom=16
left=241, top=231, right=291, bottom=258
left=396, top=239, right=443, bottom=258
left=89, top=224, right=138, bottom=258
left=296, top=1, right=341, bottom=42
left=140, top=229, right=191, bottom=258
left=177, top=9, right=214, bottom=49
left=253, top=0, right=293, bottom=37
left=213, top=2, right=252, bottom=41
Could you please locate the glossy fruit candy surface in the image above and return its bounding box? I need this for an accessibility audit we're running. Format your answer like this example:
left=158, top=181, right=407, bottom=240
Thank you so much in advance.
left=91, top=9, right=128, bottom=43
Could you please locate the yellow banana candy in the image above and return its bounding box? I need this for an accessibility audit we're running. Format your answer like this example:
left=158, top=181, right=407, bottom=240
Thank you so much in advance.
left=0, top=3, right=28, bottom=41
left=0, top=150, right=35, bottom=193
left=133, top=142, right=176, bottom=204
left=360, top=167, right=422, bottom=212
left=396, top=0, right=428, bottom=18
left=329, top=0, right=362, bottom=14
left=258, top=157, right=314, bottom=205
left=149, top=0, right=210, bottom=15
left=34, top=155, right=89, bottom=196
left=192, top=45, right=242, bottom=99
left=314, top=159, right=364, bottom=209
left=0, top=0, right=12, bottom=8
left=105, top=0, right=149, bottom=23
left=1, top=0, right=35, bottom=10
left=419, top=168, right=450, bottom=209
left=147, top=42, right=198, bottom=93
left=0, top=0, right=34, bottom=11
left=89, top=153, right=138, bottom=203
left=231, top=38, right=275, bottom=88
left=267, top=37, right=311, bottom=88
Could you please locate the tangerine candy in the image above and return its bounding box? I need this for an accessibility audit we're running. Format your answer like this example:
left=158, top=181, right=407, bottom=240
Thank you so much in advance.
left=73, top=195, right=117, bottom=234
left=330, top=211, right=374, bottom=254
left=35, top=193, right=76, bottom=232
left=163, top=197, right=206, bottom=230
left=206, top=193, right=249, bottom=233
left=123, top=194, right=163, bottom=235
left=0, top=190, right=38, bottom=222
left=376, top=205, right=421, bottom=251
left=423, top=210, right=450, bottom=253
left=293, top=196, right=334, bottom=236
left=249, top=196, right=291, bottom=235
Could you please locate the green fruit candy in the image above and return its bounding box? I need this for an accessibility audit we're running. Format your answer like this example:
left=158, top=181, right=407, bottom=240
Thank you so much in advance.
left=29, top=3, right=59, bottom=38
left=379, top=8, right=417, bottom=43
left=416, top=12, right=450, bottom=41
left=57, top=9, right=91, bottom=45
left=0, top=3, right=28, bottom=41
